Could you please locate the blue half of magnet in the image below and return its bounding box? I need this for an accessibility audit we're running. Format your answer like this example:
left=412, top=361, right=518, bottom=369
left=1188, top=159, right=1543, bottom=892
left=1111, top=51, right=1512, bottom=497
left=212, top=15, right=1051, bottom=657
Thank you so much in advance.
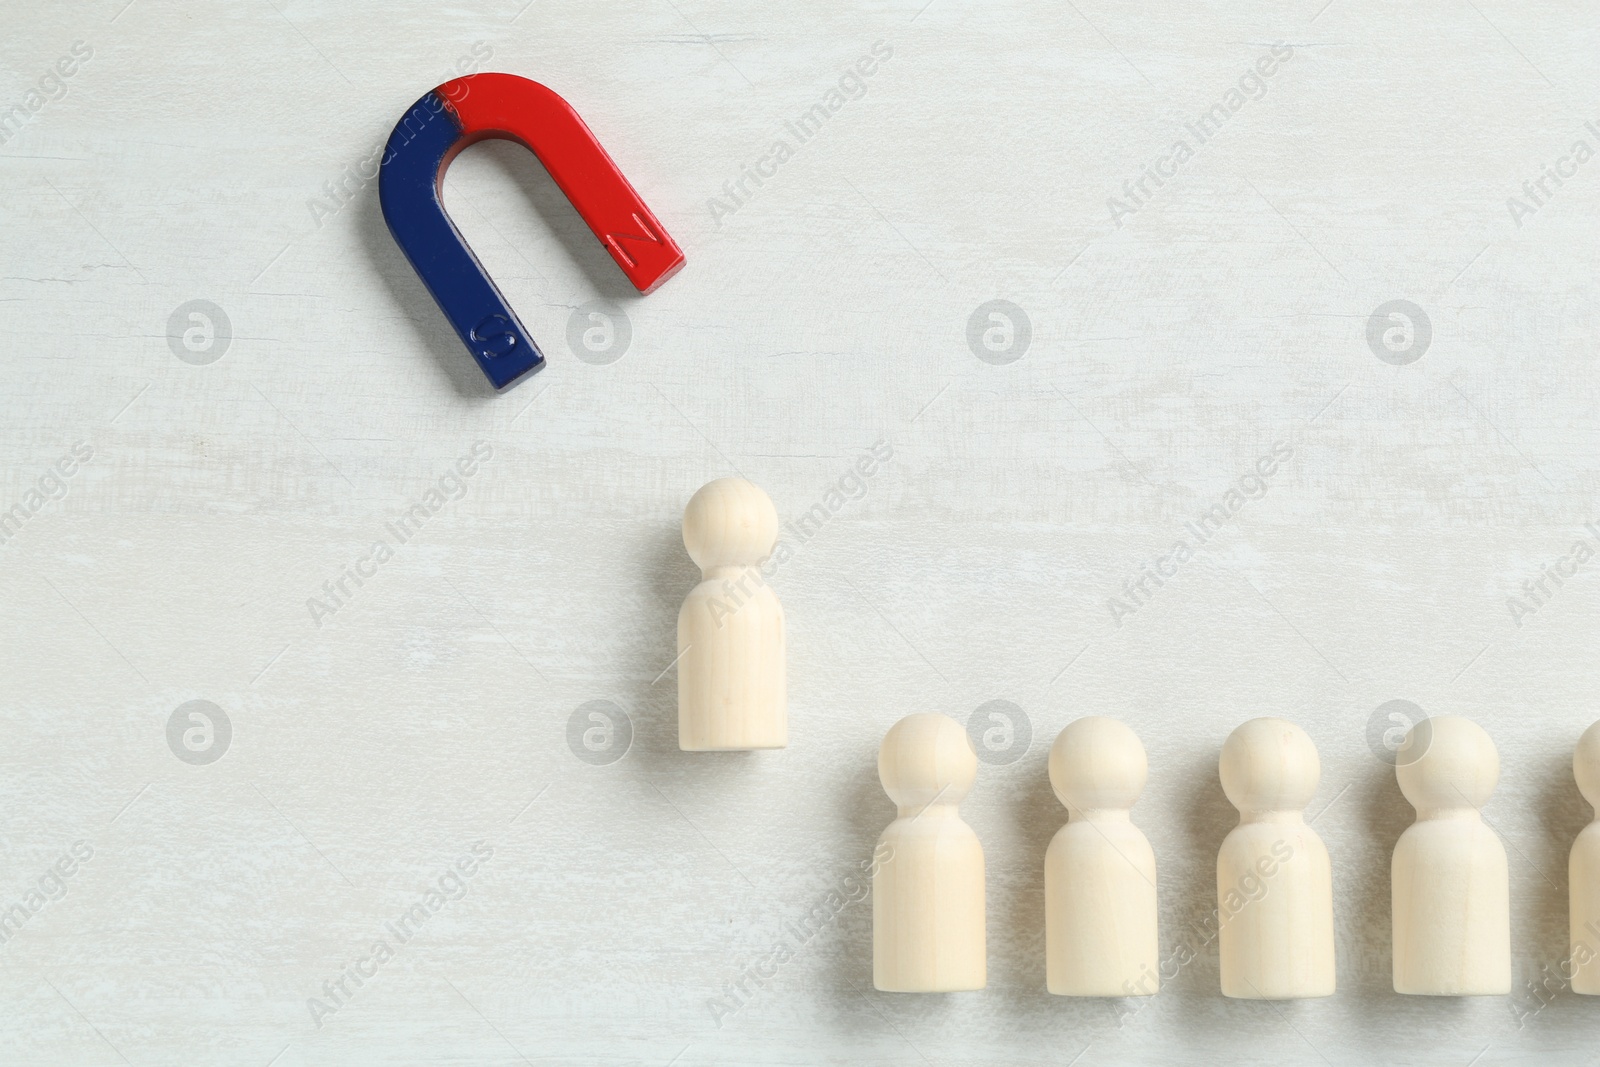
left=378, top=90, right=545, bottom=392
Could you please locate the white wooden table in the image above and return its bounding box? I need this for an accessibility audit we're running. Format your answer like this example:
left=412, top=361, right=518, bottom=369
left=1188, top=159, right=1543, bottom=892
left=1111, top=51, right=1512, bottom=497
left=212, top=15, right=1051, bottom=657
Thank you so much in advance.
left=1, top=1, right=1596, bottom=1063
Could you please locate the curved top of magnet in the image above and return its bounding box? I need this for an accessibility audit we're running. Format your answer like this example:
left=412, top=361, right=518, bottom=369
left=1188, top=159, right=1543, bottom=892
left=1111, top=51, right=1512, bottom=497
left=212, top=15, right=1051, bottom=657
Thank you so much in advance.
left=379, top=73, right=685, bottom=392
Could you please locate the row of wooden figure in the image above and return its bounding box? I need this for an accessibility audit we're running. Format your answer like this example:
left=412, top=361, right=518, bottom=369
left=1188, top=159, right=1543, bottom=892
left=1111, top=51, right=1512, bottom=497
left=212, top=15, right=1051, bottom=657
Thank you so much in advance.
left=875, top=710, right=1600, bottom=999
left=672, top=479, right=1600, bottom=997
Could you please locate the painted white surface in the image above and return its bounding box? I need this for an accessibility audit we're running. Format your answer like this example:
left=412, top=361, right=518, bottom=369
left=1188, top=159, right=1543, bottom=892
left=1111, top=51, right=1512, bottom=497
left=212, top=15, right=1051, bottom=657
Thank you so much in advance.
left=1, top=0, right=1598, bottom=1063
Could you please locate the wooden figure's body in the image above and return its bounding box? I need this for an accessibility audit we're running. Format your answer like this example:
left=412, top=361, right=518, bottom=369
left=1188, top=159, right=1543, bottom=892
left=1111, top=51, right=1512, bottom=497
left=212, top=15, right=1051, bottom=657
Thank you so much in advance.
left=1217, top=717, right=1336, bottom=999
left=873, top=713, right=985, bottom=992
left=677, top=478, right=785, bottom=751
left=1392, top=715, right=1509, bottom=995
left=1572, top=721, right=1600, bottom=994
left=1044, top=716, right=1157, bottom=996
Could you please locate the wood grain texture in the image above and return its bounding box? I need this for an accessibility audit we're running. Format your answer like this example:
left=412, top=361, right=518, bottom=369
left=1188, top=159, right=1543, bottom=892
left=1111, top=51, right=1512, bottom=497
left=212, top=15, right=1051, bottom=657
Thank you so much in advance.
left=1, top=0, right=1598, bottom=1063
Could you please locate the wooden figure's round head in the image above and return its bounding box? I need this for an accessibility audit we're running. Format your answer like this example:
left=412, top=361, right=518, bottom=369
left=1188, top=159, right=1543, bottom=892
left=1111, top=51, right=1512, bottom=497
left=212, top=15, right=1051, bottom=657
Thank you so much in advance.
left=1048, top=716, right=1146, bottom=813
left=682, top=477, right=778, bottom=570
left=1219, top=717, right=1320, bottom=814
left=1577, top=721, right=1600, bottom=812
left=879, top=713, right=977, bottom=810
left=1397, top=715, right=1498, bottom=811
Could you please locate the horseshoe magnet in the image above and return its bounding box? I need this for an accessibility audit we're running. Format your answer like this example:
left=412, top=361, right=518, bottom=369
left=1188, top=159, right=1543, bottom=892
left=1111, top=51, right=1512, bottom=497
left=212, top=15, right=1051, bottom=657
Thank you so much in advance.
left=379, top=73, right=685, bottom=392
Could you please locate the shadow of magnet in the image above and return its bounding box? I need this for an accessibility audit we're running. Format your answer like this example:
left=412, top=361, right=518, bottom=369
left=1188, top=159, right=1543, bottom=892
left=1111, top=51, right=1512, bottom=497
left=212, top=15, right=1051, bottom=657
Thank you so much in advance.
left=378, top=73, right=685, bottom=392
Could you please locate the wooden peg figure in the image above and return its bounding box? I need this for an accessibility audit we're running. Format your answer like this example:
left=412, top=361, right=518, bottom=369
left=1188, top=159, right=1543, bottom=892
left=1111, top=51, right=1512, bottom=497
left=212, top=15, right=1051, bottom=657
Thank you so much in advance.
left=1572, top=721, right=1600, bottom=994
left=677, top=478, right=786, bottom=751
left=1045, top=716, right=1158, bottom=996
left=1392, top=715, right=1509, bottom=995
left=873, top=713, right=985, bottom=992
left=1217, top=717, right=1336, bottom=999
